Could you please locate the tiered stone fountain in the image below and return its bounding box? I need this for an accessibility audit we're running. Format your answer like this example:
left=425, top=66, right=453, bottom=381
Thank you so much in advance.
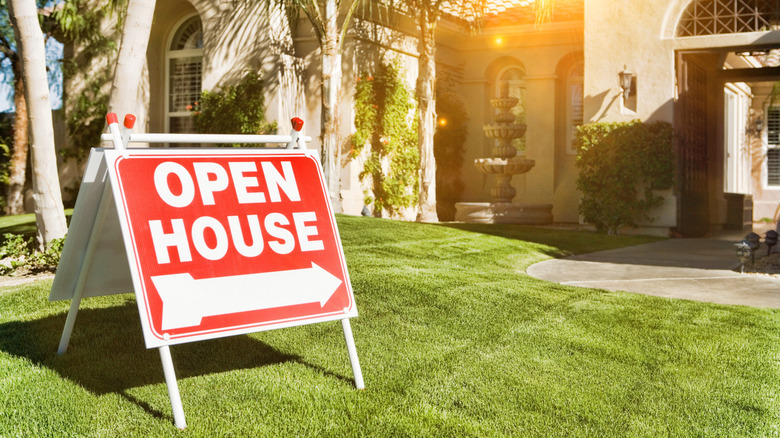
left=454, top=86, right=553, bottom=224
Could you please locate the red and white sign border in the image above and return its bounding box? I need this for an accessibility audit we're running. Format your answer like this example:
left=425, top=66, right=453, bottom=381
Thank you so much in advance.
left=103, top=148, right=357, bottom=348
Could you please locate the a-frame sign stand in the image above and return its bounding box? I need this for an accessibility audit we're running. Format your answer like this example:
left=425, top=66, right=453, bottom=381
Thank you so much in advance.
left=51, top=114, right=364, bottom=430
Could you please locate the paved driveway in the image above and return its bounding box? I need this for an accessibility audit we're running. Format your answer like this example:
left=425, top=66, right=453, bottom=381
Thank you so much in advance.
left=527, top=234, right=780, bottom=308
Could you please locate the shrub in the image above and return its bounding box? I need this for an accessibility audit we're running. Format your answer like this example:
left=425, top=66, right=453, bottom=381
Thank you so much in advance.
left=192, top=71, right=277, bottom=146
left=576, top=120, right=674, bottom=234
left=0, top=233, right=65, bottom=275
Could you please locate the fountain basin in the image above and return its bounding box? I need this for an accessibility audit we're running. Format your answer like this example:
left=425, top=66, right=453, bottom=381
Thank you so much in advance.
left=454, top=202, right=553, bottom=224
left=483, top=124, right=527, bottom=139
left=489, top=97, right=519, bottom=109
left=475, top=157, right=535, bottom=175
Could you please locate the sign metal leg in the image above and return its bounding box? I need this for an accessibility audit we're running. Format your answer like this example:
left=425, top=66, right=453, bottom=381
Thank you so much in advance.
left=57, top=291, right=85, bottom=355
left=159, top=345, right=187, bottom=429
left=340, top=318, right=364, bottom=389
left=57, top=184, right=113, bottom=355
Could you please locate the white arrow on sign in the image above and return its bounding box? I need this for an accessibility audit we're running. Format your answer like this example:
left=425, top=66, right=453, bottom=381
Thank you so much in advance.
left=150, top=263, right=343, bottom=331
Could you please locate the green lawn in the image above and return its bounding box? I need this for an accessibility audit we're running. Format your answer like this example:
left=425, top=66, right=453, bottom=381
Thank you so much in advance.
left=0, top=210, right=73, bottom=238
left=0, top=215, right=777, bottom=437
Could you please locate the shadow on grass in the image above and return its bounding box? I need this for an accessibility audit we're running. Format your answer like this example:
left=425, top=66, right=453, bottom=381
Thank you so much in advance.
left=439, top=222, right=663, bottom=257
left=437, top=223, right=579, bottom=258
left=0, top=301, right=352, bottom=421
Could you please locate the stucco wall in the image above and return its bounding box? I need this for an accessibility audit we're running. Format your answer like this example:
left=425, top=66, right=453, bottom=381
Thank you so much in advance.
left=584, top=0, right=677, bottom=124
left=583, top=0, right=679, bottom=229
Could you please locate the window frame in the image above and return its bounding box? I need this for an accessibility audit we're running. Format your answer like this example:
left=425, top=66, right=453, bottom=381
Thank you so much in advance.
left=164, top=14, right=203, bottom=134
left=565, top=60, right=584, bottom=155
left=764, top=103, right=780, bottom=189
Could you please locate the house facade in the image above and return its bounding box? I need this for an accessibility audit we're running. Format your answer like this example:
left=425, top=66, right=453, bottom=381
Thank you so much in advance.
left=66, top=0, right=780, bottom=236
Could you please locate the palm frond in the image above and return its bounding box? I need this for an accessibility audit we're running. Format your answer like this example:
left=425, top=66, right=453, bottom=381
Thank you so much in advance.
left=534, top=0, right=556, bottom=26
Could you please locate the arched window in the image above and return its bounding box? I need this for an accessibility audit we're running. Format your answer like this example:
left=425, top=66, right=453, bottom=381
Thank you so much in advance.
left=495, top=65, right=526, bottom=152
left=565, top=61, right=584, bottom=155
left=166, top=15, right=203, bottom=133
left=677, top=1, right=780, bottom=37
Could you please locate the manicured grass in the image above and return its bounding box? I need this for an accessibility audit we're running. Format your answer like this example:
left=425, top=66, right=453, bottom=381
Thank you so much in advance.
left=0, top=215, right=777, bottom=437
left=0, top=210, right=73, bottom=238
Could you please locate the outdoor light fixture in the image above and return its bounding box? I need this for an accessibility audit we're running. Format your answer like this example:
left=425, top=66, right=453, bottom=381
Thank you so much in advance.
left=735, top=232, right=761, bottom=273
left=747, top=116, right=764, bottom=135
left=619, top=66, right=634, bottom=100
left=746, top=232, right=761, bottom=263
left=735, top=240, right=752, bottom=273
left=766, top=230, right=778, bottom=255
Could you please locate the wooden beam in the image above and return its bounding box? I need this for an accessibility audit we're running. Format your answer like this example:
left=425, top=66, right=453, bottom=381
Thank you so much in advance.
left=720, top=66, right=780, bottom=82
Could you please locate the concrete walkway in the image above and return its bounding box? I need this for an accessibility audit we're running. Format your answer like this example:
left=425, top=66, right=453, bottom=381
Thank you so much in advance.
left=527, top=229, right=780, bottom=308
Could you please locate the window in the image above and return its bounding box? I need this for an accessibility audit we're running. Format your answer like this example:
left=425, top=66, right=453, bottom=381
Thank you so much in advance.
left=677, top=0, right=780, bottom=37
left=566, top=61, right=584, bottom=154
left=767, top=106, right=780, bottom=186
left=166, top=15, right=203, bottom=134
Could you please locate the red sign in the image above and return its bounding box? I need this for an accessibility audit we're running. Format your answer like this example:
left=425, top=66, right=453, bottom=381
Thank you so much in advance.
left=104, top=149, right=356, bottom=347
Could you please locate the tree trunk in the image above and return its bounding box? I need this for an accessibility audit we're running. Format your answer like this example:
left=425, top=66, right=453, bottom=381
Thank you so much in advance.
left=320, top=0, right=343, bottom=212
left=8, top=0, right=67, bottom=249
left=5, top=61, right=28, bottom=215
left=415, top=8, right=438, bottom=222
left=106, top=0, right=156, bottom=136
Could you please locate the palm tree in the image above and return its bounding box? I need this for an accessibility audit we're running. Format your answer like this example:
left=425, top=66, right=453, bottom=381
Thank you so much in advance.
left=7, top=0, right=67, bottom=248
left=106, top=0, right=156, bottom=131
left=272, top=0, right=367, bottom=212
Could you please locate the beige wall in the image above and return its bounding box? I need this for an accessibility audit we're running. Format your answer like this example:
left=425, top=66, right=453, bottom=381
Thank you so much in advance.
left=584, top=0, right=679, bottom=124
left=583, top=0, right=681, bottom=230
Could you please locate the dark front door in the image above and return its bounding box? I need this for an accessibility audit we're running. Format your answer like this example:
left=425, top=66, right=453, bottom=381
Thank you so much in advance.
left=676, top=55, right=710, bottom=237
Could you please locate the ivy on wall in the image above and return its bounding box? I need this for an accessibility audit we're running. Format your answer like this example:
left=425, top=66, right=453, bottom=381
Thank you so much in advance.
left=351, top=60, right=419, bottom=217
left=193, top=71, right=277, bottom=147
left=576, top=120, right=674, bottom=234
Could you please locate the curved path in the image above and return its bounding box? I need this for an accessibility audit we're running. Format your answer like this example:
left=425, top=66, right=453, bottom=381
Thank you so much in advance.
left=527, top=232, right=780, bottom=308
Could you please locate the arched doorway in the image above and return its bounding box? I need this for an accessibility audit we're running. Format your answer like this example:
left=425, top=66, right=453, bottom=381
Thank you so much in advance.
left=674, top=0, right=780, bottom=236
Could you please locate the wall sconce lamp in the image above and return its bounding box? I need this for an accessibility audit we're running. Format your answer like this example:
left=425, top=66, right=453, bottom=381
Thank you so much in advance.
left=619, top=66, right=635, bottom=100
left=747, top=117, right=764, bottom=135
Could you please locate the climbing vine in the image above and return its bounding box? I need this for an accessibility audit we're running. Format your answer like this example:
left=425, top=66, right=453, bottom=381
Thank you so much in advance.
left=351, top=61, right=419, bottom=217
left=576, top=120, right=674, bottom=234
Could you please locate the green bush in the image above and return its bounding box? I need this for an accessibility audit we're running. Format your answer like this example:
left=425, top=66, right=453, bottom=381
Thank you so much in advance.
left=576, top=120, right=674, bottom=234
left=351, top=60, right=419, bottom=217
left=0, top=233, right=65, bottom=275
left=192, top=71, right=277, bottom=146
